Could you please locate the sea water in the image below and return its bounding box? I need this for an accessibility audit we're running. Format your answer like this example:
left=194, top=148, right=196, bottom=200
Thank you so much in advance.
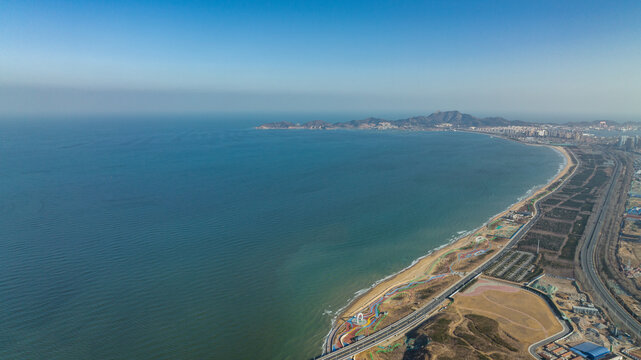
left=0, top=116, right=562, bottom=359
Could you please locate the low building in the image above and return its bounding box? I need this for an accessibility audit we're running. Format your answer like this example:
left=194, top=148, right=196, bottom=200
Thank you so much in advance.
left=570, top=342, right=610, bottom=360
left=547, top=343, right=560, bottom=351
left=553, top=347, right=568, bottom=356
left=539, top=352, right=553, bottom=360
left=573, top=305, right=599, bottom=315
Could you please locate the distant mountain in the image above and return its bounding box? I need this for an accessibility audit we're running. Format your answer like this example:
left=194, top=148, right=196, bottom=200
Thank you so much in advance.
left=257, top=111, right=530, bottom=130
left=301, top=120, right=332, bottom=129
left=256, top=121, right=297, bottom=129
left=337, top=117, right=388, bottom=128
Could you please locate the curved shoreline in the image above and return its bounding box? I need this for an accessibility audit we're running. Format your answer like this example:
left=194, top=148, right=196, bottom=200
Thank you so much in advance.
left=323, top=136, right=574, bottom=351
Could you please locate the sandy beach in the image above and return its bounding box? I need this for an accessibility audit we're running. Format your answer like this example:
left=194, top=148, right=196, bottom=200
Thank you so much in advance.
left=332, top=142, right=574, bottom=330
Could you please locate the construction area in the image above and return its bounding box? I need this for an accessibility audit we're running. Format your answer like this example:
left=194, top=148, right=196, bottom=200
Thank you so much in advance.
left=531, top=275, right=636, bottom=359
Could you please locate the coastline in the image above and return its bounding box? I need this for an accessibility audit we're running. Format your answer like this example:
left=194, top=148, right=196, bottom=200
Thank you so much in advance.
left=324, top=137, right=575, bottom=349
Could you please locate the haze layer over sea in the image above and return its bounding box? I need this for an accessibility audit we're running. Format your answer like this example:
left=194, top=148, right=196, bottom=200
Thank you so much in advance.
left=0, top=115, right=562, bottom=359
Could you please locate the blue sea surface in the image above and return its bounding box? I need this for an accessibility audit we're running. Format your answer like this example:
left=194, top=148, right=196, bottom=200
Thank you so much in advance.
left=0, top=116, right=562, bottom=359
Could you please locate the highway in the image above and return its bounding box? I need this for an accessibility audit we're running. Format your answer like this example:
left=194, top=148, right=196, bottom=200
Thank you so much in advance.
left=316, top=151, right=577, bottom=360
left=579, top=154, right=641, bottom=337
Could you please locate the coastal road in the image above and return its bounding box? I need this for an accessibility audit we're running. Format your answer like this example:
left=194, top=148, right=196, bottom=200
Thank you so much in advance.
left=316, top=150, right=576, bottom=360
left=579, top=154, right=641, bottom=337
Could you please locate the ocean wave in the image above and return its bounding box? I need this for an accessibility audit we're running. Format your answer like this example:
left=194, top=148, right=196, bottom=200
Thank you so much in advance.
left=549, top=146, right=568, bottom=177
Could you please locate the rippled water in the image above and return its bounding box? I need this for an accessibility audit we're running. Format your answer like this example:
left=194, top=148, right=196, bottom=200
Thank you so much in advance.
left=0, top=117, right=561, bottom=359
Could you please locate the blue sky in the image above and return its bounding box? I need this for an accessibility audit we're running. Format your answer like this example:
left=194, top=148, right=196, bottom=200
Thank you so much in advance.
left=1, top=0, right=641, bottom=120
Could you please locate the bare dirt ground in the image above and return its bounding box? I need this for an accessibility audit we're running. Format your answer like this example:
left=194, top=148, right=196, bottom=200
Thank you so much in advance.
left=356, top=277, right=563, bottom=360
left=619, top=240, right=641, bottom=268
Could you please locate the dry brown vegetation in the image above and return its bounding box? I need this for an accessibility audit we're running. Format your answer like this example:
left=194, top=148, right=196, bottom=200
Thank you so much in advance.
left=357, top=279, right=563, bottom=360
